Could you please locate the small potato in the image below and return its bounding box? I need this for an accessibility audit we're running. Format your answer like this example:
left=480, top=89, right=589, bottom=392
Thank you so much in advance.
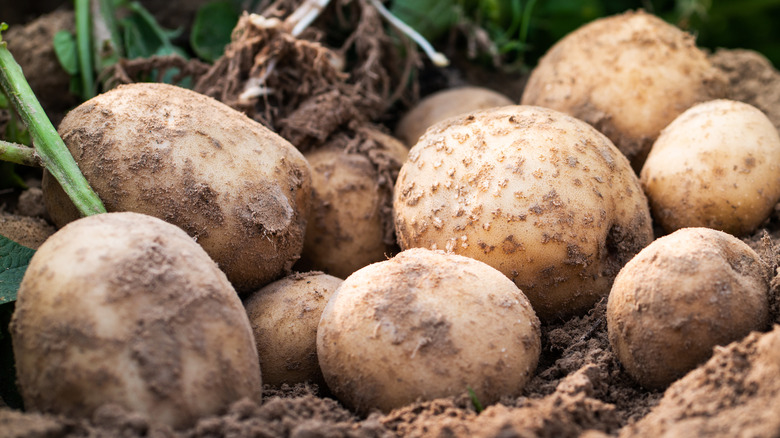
left=395, top=87, right=514, bottom=147
left=10, top=212, right=261, bottom=429
left=607, top=227, right=770, bottom=389
left=43, top=83, right=312, bottom=292
left=317, top=248, right=541, bottom=414
left=521, top=10, right=726, bottom=166
left=302, top=130, right=407, bottom=278
left=641, top=100, right=780, bottom=236
left=244, top=272, right=342, bottom=387
left=394, top=105, right=653, bottom=320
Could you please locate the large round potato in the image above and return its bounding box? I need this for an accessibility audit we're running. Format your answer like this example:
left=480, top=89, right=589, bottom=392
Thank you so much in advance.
left=317, top=248, right=540, bottom=414
left=521, top=10, right=726, bottom=166
left=244, top=271, right=342, bottom=387
left=10, top=212, right=262, bottom=429
left=607, top=228, right=770, bottom=389
left=393, top=105, right=653, bottom=320
left=641, top=99, right=780, bottom=236
left=43, top=83, right=312, bottom=292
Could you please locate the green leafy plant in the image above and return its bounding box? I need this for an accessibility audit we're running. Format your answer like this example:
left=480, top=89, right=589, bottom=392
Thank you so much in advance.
left=191, top=1, right=241, bottom=63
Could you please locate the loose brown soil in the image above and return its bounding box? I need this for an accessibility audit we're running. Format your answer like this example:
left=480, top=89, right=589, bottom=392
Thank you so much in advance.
left=3, top=7, right=780, bottom=438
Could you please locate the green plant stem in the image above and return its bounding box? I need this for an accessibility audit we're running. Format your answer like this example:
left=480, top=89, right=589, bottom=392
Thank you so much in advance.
left=75, top=0, right=95, bottom=100
left=0, top=41, right=106, bottom=216
left=0, top=140, right=41, bottom=167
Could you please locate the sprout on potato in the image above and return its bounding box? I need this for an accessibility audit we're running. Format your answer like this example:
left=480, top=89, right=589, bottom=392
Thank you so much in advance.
left=316, top=248, right=540, bottom=414
left=395, top=87, right=514, bottom=147
left=641, top=99, right=780, bottom=236
left=244, top=271, right=342, bottom=387
left=10, top=212, right=262, bottom=429
left=393, top=105, right=653, bottom=320
left=607, top=227, right=770, bottom=389
left=521, top=10, right=726, bottom=167
left=43, top=83, right=312, bottom=292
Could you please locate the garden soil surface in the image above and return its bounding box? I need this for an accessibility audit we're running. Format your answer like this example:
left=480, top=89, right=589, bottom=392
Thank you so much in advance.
left=3, top=8, right=780, bottom=438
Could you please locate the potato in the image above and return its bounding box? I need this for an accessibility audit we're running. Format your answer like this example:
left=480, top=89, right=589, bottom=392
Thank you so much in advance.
left=393, top=105, right=653, bottom=320
left=607, top=227, right=770, bottom=389
left=302, top=130, right=407, bottom=278
left=640, top=99, right=780, bottom=236
left=9, top=212, right=262, bottom=429
left=396, top=87, right=514, bottom=147
left=521, top=10, right=726, bottom=167
left=317, top=248, right=540, bottom=413
left=244, top=271, right=342, bottom=387
left=42, top=83, right=312, bottom=292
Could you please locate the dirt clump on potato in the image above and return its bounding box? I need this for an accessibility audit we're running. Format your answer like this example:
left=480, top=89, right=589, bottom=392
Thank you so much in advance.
left=522, top=10, right=726, bottom=167
left=43, top=82, right=312, bottom=292
left=608, top=228, right=770, bottom=390
left=10, top=212, right=262, bottom=430
left=394, top=105, right=653, bottom=320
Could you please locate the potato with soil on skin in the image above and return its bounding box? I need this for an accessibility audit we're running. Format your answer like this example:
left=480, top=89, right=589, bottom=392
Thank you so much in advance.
left=521, top=10, right=726, bottom=167
left=393, top=105, right=653, bottom=321
left=607, top=227, right=770, bottom=390
left=640, top=99, right=780, bottom=236
left=244, top=271, right=342, bottom=387
left=395, top=86, right=514, bottom=147
left=317, top=248, right=541, bottom=414
left=43, top=82, right=312, bottom=292
left=9, top=212, right=262, bottom=430
left=302, top=130, right=407, bottom=279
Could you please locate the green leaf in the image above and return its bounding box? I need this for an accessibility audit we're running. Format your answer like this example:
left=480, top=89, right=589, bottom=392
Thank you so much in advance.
left=191, top=1, right=240, bottom=62
left=0, top=234, right=35, bottom=304
left=53, top=30, right=80, bottom=75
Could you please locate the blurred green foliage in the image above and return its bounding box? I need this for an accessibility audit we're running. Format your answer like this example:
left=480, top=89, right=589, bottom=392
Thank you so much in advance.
left=391, top=0, right=780, bottom=70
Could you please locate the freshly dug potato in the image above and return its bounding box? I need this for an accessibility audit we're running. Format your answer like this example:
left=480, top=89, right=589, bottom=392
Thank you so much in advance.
left=393, top=105, right=653, bottom=320
left=521, top=10, right=726, bottom=166
left=10, top=212, right=262, bottom=429
left=302, top=131, right=407, bottom=278
left=43, top=82, right=312, bottom=292
left=244, top=271, right=342, bottom=387
left=396, top=87, right=514, bottom=147
left=317, top=248, right=541, bottom=413
left=607, top=227, right=770, bottom=389
left=641, top=99, right=780, bottom=236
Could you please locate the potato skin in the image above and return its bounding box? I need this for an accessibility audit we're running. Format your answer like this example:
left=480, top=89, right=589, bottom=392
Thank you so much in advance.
left=10, top=212, right=262, bottom=429
left=641, top=100, right=780, bottom=236
left=43, top=83, right=312, bottom=292
left=302, top=134, right=406, bottom=278
left=244, top=272, right=342, bottom=387
left=393, top=105, right=653, bottom=320
left=396, top=87, right=514, bottom=147
left=521, top=10, right=726, bottom=166
left=317, top=248, right=541, bottom=414
left=607, top=228, right=770, bottom=389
